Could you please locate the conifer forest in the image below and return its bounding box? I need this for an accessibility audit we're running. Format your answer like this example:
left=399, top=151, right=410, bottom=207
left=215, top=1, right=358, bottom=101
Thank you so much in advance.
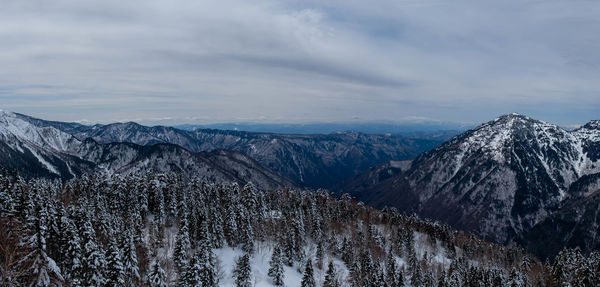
left=2, top=170, right=597, bottom=286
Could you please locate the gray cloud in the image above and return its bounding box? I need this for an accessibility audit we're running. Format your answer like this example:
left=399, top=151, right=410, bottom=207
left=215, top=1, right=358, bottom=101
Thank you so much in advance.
left=0, top=0, right=598, bottom=126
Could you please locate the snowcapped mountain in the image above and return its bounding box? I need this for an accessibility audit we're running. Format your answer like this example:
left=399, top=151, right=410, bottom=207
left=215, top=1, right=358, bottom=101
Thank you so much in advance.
left=0, top=110, right=91, bottom=178
left=338, top=113, right=600, bottom=258
left=15, top=112, right=441, bottom=188
left=0, top=111, right=292, bottom=190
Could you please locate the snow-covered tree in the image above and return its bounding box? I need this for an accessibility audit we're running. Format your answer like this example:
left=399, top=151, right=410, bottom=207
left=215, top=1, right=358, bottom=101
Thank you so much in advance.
left=147, top=260, right=167, bottom=287
left=268, top=245, right=285, bottom=286
left=120, top=230, right=140, bottom=286
left=233, top=254, right=252, bottom=287
left=174, top=216, right=191, bottom=277
left=19, top=201, right=64, bottom=286
left=301, top=259, right=316, bottom=287
left=323, top=261, right=340, bottom=287
left=106, top=237, right=125, bottom=286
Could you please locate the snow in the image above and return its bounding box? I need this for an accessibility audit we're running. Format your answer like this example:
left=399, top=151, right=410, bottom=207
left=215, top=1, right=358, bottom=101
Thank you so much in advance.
left=0, top=110, right=80, bottom=153
left=389, top=160, right=411, bottom=170
left=215, top=243, right=349, bottom=287
left=26, top=146, right=59, bottom=175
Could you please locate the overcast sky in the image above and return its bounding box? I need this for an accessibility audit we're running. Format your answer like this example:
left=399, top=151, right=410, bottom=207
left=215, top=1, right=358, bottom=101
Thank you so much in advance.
left=0, top=0, right=598, bottom=126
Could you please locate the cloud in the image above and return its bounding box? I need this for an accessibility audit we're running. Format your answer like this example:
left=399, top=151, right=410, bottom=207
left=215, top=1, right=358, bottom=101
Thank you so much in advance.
left=0, top=0, right=598, bottom=126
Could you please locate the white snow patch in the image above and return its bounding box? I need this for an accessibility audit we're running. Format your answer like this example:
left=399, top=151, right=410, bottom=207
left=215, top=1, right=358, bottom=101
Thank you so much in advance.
left=26, top=146, right=59, bottom=175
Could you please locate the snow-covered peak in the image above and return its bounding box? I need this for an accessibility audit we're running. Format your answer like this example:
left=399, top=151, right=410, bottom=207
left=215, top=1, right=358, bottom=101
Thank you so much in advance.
left=0, top=110, right=81, bottom=153
left=581, top=120, right=600, bottom=131
left=489, top=113, right=544, bottom=127
left=429, top=113, right=595, bottom=195
left=571, top=120, right=600, bottom=142
left=0, top=109, right=16, bottom=118
left=465, top=113, right=560, bottom=152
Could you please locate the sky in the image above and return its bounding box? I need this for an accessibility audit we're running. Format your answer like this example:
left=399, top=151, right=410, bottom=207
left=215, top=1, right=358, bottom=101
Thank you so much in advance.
left=0, top=0, right=599, bottom=127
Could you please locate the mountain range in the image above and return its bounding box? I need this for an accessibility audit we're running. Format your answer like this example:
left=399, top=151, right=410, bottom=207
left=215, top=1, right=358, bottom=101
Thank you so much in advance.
left=338, top=113, right=600, bottom=258
left=0, top=110, right=292, bottom=190
left=14, top=112, right=441, bottom=188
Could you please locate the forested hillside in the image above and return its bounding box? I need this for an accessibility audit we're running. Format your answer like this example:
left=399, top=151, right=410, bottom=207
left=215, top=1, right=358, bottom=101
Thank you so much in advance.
left=2, top=170, right=595, bottom=286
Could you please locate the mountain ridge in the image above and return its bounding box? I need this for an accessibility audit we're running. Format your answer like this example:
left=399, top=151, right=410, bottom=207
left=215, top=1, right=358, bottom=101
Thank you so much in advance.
left=0, top=111, right=292, bottom=190
left=14, top=112, right=441, bottom=188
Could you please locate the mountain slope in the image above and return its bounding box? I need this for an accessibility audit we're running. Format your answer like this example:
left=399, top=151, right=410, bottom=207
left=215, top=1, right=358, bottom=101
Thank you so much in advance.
left=338, top=114, right=600, bottom=256
left=524, top=186, right=600, bottom=260
left=0, top=111, right=292, bottom=190
left=15, top=113, right=441, bottom=188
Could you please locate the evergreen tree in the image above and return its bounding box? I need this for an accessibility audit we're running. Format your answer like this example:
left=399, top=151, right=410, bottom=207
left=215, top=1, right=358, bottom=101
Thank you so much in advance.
left=174, top=216, right=192, bottom=277
left=20, top=202, right=65, bottom=286
left=535, top=273, right=546, bottom=287
left=301, top=259, right=316, bottom=287
left=385, top=251, right=398, bottom=286
left=198, top=237, right=218, bottom=287
left=268, top=245, right=285, bottom=286
left=106, top=237, right=125, bottom=286
left=424, top=270, right=436, bottom=287
left=323, top=261, right=340, bottom=287
left=315, top=240, right=325, bottom=270
left=147, top=260, right=167, bottom=287
left=63, top=218, right=83, bottom=284
left=340, top=237, right=353, bottom=267
left=233, top=254, right=252, bottom=287
left=397, top=267, right=405, bottom=287
left=183, top=249, right=203, bottom=286
left=508, top=267, right=525, bottom=287
left=240, top=225, right=254, bottom=254
left=437, top=270, right=448, bottom=287
left=521, top=255, right=534, bottom=272
left=78, top=211, right=107, bottom=286
left=121, top=230, right=140, bottom=286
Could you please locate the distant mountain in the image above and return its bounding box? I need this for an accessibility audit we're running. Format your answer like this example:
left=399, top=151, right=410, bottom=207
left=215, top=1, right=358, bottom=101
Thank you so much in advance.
left=0, top=111, right=292, bottom=190
left=175, top=121, right=469, bottom=139
left=16, top=113, right=442, bottom=188
left=337, top=113, right=600, bottom=258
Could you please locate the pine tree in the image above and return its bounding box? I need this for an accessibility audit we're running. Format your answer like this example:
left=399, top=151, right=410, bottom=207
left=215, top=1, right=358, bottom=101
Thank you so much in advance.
left=147, top=260, right=168, bottom=287
left=521, top=255, right=534, bottom=272
left=301, top=259, right=316, bottom=287
left=385, top=251, right=398, bottom=286
left=424, top=270, right=436, bottom=287
left=268, top=245, right=285, bottom=286
left=340, top=237, right=353, bottom=267
left=121, top=230, right=140, bottom=286
left=398, top=267, right=405, bottom=287
left=233, top=253, right=252, bottom=287
left=63, top=218, right=83, bottom=284
left=77, top=210, right=107, bottom=286
left=315, top=240, right=324, bottom=270
left=240, top=225, right=254, bottom=254
left=323, top=261, right=340, bottom=287
left=411, top=262, right=423, bottom=287
left=198, top=236, right=218, bottom=287
left=20, top=202, right=65, bottom=286
left=106, top=237, right=125, bottom=286
left=174, top=216, right=191, bottom=277
left=437, top=270, right=448, bottom=287
left=374, top=264, right=387, bottom=287
left=535, top=273, right=546, bottom=287
left=224, top=205, right=239, bottom=246
left=508, top=267, right=525, bottom=287
left=183, top=249, right=203, bottom=286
